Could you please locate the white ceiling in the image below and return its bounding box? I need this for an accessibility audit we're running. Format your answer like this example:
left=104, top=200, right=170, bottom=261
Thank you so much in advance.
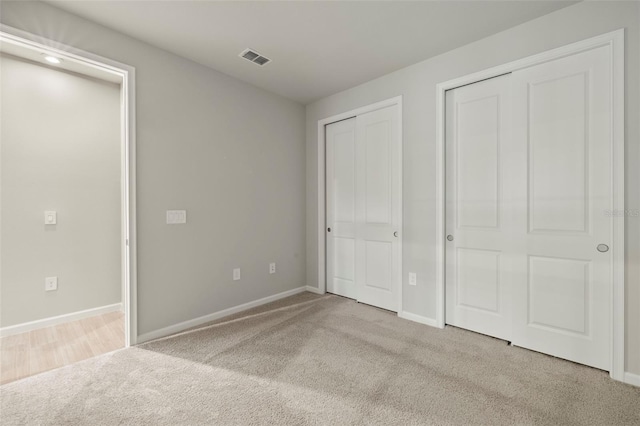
left=47, top=1, right=576, bottom=104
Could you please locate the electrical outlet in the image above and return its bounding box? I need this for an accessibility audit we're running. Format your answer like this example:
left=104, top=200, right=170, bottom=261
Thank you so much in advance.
left=45, top=276, right=58, bottom=291
left=409, top=272, right=417, bottom=286
left=233, top=268, right=241, bottom=281
left=269, top=263, right=276, bottom=274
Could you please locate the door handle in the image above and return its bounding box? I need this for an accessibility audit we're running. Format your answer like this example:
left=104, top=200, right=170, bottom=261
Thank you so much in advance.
left=393, top=231, right=398, bottom=237
left=327, top=227, right=331, bottom=233
left=597, top=244, right=609, bottom=253
left=447, top=235, right=454, bottom=242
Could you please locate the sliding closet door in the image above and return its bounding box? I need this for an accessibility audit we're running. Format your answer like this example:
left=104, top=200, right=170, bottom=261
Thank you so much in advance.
left=445, top=75, right=513, bottom=341
left=326, top=118, right=358, bottom=299
left=326, top=105, right=401, bottom=312
left=510, top=46, right=612, bottom=370
left=355, top=106, right=401, bottom=312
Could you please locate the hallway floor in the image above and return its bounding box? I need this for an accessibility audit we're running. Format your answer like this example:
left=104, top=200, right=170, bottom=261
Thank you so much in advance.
left=0, top=310, right=124, bottom=385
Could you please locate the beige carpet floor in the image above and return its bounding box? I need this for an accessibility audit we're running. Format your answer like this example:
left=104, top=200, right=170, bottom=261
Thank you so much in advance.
left=1, top=293, right=638, bottom=425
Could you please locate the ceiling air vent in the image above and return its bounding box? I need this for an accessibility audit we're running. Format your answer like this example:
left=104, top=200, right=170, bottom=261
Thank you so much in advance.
left=239, top=48, right=271, bottom=66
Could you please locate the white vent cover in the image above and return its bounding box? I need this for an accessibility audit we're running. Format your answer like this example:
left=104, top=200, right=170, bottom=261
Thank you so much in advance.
left=239, top=48, right=271, bottom=66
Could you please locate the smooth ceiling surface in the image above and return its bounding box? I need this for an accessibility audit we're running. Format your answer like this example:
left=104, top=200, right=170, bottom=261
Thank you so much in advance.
left=46, top=1, right=576, bottom=104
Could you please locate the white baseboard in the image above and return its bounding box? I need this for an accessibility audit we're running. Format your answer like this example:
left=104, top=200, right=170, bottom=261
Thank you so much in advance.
left=0, top=303, right=123, bottom=338
left=305, top=285, right=325, bottom=295
left=398, top=310, right=439, bottom=328
left=137, top=286, right=308, bottom=344
left=624, top=372, right=640, bottom=387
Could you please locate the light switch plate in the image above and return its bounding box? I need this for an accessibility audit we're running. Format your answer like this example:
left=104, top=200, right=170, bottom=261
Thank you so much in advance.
left=44, top=211, right=57, bottom=225
left=409, top=272, right=417, bottom=286
left=233, top=268, right=241, bottom=281
left=166, top=210, right=187, bottom=224
left=45, top=276, right=58, bottom=291
left=269, top=263, right=276, bottom=274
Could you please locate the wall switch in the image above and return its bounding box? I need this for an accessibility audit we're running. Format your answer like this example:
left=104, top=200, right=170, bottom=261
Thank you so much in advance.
left=409, top=272, right=417, bottom=286
left=233, top=268, right=241, bottom=281
left=44, top=211, right=57, bottom=225
left=166, top=210, right=187, bottom=224
left=45, top=276, right=58, bottom=291
left=269, top=263, right=276, bottom=274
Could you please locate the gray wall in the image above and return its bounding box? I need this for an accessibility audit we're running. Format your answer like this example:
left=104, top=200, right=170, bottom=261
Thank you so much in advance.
left=1, top=54, right=121, bottom=326
left=306, top=1, right=640, bottom=375
left=0, top=1, right=306, bottom=336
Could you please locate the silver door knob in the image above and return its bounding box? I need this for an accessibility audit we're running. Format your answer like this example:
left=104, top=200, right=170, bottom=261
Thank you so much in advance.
left=447, top=235, right=454, bottom=241
left=597, top=244, right=609, bottom=253
left=393, top=231, right=398, bottom=237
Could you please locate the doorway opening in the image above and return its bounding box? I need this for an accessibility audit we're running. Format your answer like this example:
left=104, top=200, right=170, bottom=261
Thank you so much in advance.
left=0, top=26, right=137, bottom=384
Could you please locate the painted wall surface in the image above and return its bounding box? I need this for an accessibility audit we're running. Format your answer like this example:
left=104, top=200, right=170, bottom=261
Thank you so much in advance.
left=305, top=1, right=640, bottom=374
left=1, top=54, right=121, bottom=326
left=0, top=1, right=306, bottom=335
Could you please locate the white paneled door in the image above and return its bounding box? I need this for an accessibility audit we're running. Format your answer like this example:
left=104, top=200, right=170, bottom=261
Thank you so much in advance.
left=326, top=105, right=401, bottom=312
left=510, top=46, right=611, bottom=370
left=446, top=46, right=613, bottom=371
left=445, top=75, right=513, bottom=341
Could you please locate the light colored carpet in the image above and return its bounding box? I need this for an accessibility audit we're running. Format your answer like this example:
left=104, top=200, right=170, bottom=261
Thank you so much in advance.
left=1, top=293, right=638, bottom=425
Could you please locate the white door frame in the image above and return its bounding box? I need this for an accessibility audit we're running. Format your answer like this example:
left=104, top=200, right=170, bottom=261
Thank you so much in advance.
left=1, top=25, right=138, bottom=346
left=435, top=29, right=625, bottom=381
left=317, top=96, right=403, bottom=313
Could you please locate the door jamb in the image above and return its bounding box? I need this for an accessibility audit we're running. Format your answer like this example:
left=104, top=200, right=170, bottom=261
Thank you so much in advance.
left=435, top=29, right=625, bottom=381
left=317, top=96, right=403, bottom=313
left=0, top=25, right=138, bottom=346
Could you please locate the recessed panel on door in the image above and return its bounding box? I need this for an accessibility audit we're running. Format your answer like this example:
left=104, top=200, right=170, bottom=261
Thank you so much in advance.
left=456, top=95, right=500, bottom=229
left=456, top=248, right=501, bottom=313
left=529, top=72, right=588, bottom=234
left=333, top=237, right=356, bottom=296
left=364, top=240, right=392, bottom=291
left=528, top=256, right=590, bottom=336
left=364, top=121, right=392, bottom=225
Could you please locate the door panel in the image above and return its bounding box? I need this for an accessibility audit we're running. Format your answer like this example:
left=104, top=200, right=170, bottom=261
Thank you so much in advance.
left=527, top=256, right=590, bottom=335
left=364, top=241, right=392, bottom=291
left=364, top=120, right=392, bottom=224
left=456, top=248, right=501, bottom=313
left=511, top=46, right=611, bottom=370
left=356, top=106, right=401, bottom=311
left=456, top=95, right=501, bottom=229
left=446, top=75, right=512, bottom=341
left=528, top=72, right=588, bottom=233
left=326, top=118, right=357, bottom=299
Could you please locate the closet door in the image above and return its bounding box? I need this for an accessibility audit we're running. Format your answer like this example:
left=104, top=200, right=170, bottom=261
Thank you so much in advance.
left=326, top=105, right=401, bottom=312
left=445, top=75, right=513, bottom=341
left=326, top=118, right=357, bottom=299
left=510, top=46, right=612, bottom=370
left=355, top=106, right=401, bottom=312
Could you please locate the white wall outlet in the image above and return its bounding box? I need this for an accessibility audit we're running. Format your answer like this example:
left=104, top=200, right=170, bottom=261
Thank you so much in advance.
left=233, top=268, right=241, bottom=281
left=409, top=272, right=417, bottom=286
left=44, top=211, right=57, bottom=225
left=166, top=210, right=187, bottom=224
left=269, top=262, right=276, bottom=274
left=45, top=276, right=58, bottom=291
